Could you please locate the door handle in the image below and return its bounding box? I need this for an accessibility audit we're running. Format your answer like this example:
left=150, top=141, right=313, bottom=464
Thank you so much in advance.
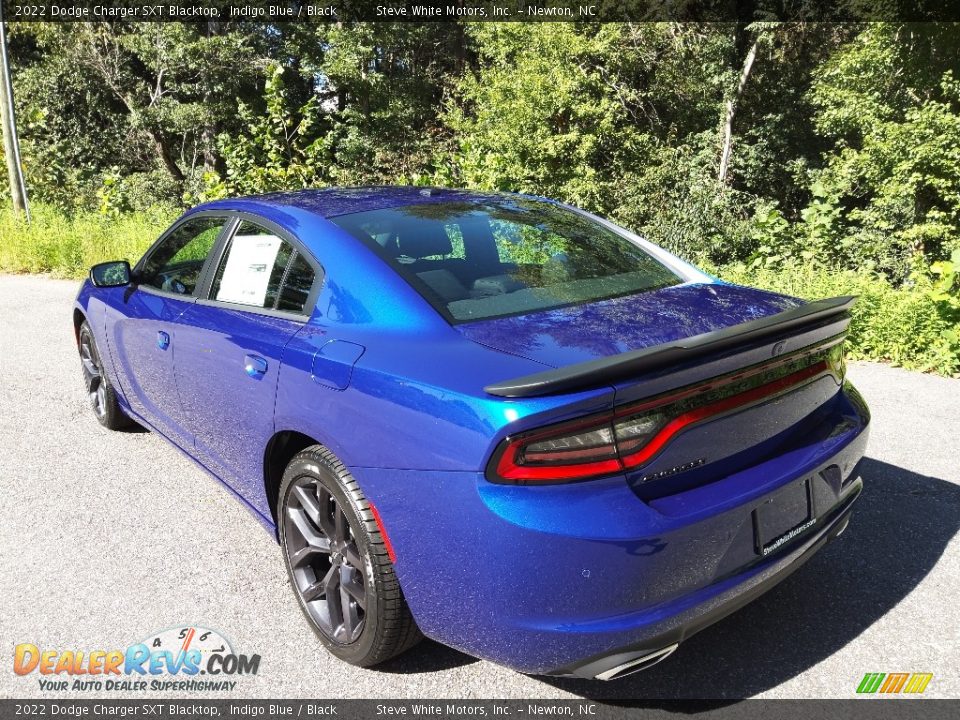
left=156, top=331, right=170, bottom=350
left=244, top=354, right=268, bottom=378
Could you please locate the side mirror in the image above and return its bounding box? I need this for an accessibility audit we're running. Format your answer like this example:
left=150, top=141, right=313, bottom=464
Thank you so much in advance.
left=90, top=260, right=132, bottom=288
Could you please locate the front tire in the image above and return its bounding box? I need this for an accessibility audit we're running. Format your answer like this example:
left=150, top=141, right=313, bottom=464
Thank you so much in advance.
left=279, top=446, right=421, bottom=667
left=78, top=320, right=131, bottom=430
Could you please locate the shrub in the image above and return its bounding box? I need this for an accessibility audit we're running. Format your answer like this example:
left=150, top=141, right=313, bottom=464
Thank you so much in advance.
left=715, top=261, right=960, bottom=376
left=0, top=203, right=176, bottom=279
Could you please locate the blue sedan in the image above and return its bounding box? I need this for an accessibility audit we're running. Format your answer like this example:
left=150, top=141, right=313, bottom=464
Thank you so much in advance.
left=74, top=187, right=869, bottom=680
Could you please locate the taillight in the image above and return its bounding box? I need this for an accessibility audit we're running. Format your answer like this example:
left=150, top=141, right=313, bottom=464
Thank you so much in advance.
left=493, top=416, right=621, bottom=481
left=488, top=338, right=845, bottom=485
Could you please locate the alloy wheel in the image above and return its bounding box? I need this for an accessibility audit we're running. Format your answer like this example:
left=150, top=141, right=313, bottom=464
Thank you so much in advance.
left=284, top=477, right=369, bottom=644
left=79, top=330, right=107, bottom=419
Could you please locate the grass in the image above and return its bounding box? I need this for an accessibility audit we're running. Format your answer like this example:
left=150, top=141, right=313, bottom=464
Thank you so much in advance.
left=0, top=204, right=176, bottom=279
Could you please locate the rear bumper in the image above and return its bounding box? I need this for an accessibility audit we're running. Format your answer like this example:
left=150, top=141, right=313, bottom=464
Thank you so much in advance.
left=553, top=478, right=860, bottom=679
left=352, top=383, right=869, bottom=676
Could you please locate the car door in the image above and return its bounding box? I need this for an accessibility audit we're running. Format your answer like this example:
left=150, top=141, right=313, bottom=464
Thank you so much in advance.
left=107, top=215, right=229, bottom=446
left=172, top=216, right=322, bottom=498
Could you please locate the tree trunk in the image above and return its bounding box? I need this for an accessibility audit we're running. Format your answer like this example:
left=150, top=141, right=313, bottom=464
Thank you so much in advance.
left=201, top=19, right=223, bottom=175
left=202, top=121, right=217, bottom=174
left=148, top=127, right=186, bottom=183
left=718, top=38, right=759, bottom=184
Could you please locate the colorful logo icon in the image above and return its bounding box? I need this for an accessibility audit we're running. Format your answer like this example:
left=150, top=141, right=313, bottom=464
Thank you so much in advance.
left=857, top=672, right=933, bottom=695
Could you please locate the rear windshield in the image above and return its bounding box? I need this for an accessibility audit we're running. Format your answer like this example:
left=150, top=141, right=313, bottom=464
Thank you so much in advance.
left=330, top=199, right=682, bottom=323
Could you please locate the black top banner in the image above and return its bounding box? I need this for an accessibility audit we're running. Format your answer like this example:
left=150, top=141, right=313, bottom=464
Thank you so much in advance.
left=2, top=0, right=960, bottom=23
left=0, top=700, right=958, bottom=720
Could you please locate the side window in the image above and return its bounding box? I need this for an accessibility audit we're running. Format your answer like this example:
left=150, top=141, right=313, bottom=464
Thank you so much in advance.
left=211, top=221, right=293, bottom=309
left=140, top=217, right=226, bottom=295
left=210, top=220, right=317, bottom=314
left=276, top=253, right=316, bottom=313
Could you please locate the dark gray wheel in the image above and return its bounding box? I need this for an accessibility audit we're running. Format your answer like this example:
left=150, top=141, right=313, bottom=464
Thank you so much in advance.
left=78, top=320, right=131, bottom=430
left=287, top=476, right=369, bottom=643
left=279, top=446, right=421, bottom=666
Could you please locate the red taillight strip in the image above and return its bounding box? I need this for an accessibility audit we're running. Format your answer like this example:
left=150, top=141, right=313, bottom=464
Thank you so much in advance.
left=491, top=357, right=835, bottom=484
left=618, top=359, right=830, bottom=469
left=496, top=451, right=620, bottom=481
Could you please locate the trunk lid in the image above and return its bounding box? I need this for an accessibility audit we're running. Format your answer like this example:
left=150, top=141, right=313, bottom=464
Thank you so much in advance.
left=456, top=282, right=803, bottom=368
left=477, top=283, right=855, bottom=500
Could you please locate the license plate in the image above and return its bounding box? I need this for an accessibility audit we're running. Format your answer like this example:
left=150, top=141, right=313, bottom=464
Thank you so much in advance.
left=753, top=479, right=815, bottom=556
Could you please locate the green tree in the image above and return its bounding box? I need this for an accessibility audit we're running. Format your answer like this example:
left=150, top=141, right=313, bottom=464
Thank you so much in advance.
left=440, top=24, right=763, bottom=263
left=212, top=22, right=467, bottom=196
left=9, top=22, right=262, bottom=208
left=806, top=23, right=960, bottom=280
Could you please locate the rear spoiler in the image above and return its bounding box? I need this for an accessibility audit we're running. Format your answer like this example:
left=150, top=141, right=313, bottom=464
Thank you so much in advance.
left=483, top=295, right=857, bottom=398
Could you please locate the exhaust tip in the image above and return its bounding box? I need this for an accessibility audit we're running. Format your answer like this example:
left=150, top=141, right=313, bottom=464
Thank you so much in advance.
left=594, top=643, right=679, bottom=681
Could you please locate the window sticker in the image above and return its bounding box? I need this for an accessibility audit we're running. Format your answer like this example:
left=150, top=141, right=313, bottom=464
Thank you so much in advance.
left=215, top=233, right=283, bottom=307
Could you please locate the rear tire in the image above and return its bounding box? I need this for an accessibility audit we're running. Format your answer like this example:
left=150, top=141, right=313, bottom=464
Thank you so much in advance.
left=278, top=445, right=422, bottom=667
left=78, top=320, right=132, bottom=430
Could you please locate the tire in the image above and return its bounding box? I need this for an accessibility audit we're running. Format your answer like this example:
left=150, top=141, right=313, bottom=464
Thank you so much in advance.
left=78, top=320, right=132, bottom=430
left=278, top=445, right=422, bottom=667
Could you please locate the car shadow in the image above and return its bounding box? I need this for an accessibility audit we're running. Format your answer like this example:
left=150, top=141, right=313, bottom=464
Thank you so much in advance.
left=384, top=458, right=958, bottom=698
left=535, top=457, right=960, bottom=699
left=117, top=421, right=149, bottom=434
left=377, top=638, right=479, bottom=674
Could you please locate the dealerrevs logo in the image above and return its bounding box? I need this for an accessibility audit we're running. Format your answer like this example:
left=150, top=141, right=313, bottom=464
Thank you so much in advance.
left=13, top=626, right=260, bottom=692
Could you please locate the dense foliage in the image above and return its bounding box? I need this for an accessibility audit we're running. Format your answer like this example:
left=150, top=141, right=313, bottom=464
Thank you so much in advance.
left=716, top=259, right=960, bottom=375
left=0, top=204, right=175, bottom=277
left=1, top=21, right=959, bottom=373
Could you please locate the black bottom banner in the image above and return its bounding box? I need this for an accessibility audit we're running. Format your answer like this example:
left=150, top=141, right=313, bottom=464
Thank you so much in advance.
left=0, top=700, right=958, bottom=720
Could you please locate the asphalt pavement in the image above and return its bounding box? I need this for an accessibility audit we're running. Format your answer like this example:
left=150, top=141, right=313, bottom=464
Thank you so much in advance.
left=1, top=273, right=957, bottom=700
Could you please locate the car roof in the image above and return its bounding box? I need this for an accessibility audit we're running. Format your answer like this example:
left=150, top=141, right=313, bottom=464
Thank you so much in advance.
left=197, top=186, right=541, bottom=220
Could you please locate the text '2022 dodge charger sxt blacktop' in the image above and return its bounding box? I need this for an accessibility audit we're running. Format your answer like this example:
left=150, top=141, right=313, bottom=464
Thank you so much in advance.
left=74, top=187, right=869, bottom=680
